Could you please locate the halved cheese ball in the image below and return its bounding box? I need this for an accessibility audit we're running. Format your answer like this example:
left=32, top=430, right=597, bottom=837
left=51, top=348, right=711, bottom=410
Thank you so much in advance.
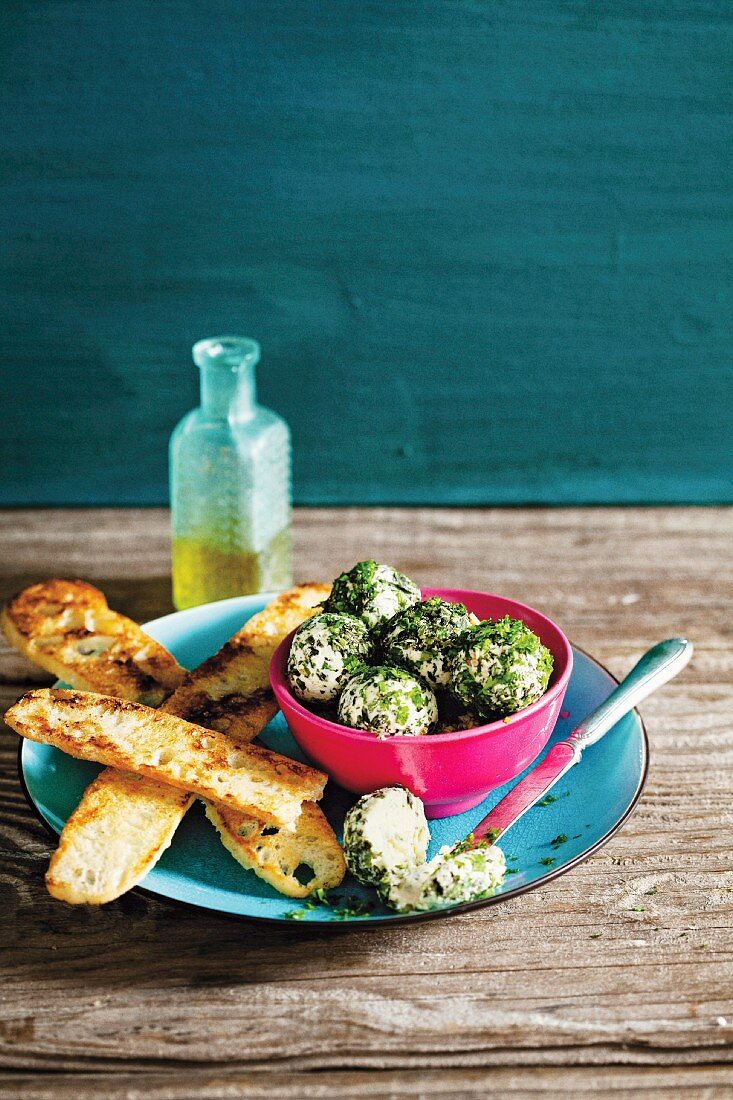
left=388, top=840, right=506, bottom=912
left=342, top=786, right=429, bottom=897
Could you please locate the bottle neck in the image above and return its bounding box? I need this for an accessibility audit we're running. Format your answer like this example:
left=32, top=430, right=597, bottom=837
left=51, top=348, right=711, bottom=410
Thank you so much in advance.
left=193, top=336, right=260, bottom=422
left=200, top=361, right=257, bottom=420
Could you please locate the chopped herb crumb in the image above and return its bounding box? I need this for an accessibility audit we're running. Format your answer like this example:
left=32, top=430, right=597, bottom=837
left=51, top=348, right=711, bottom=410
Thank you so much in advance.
left=284, top=889, right=375, bottom=922
left=314, top=888, right=374, bottom=919
left=539, top=857, right=555, bottom=867
left=645, top=886, right=658, bottom=896
left=537, top=794, right=559, bottom=806
left=631, top=905, right=646, bottom=912
left=590, top=932, right=602, bottom=939
left=550, top=833, right=568, bottom=848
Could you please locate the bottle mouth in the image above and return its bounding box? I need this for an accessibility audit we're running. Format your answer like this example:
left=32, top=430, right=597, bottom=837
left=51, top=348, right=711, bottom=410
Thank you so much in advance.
left=193, top=336, right=261, bottom=370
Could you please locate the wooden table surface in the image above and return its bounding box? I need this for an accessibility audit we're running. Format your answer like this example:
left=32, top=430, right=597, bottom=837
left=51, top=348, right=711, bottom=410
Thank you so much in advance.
left=1, top=507, right=731, bottom=1099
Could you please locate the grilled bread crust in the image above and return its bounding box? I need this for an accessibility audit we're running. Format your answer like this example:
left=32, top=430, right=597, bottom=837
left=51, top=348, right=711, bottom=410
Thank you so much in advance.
left=163, top=583, right=331, bottom=736
left=205, top=799, right=346, bottom=899
left=7, top=688, right=326, bottom=827
left=1, top=579, right=185, bottom=706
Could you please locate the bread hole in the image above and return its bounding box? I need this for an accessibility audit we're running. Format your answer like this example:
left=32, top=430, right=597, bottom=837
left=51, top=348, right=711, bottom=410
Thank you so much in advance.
left=84, top=610, right=115, bottom=633
left=260, top=826, right=279, bottom=837
left=57, top=608, right=85, bottom=630
left=150, top=748, right=176, bottom=766
left=75, top=634, right=115, bottom=658
left=293, top=862, right=315, bottom=887
left=229, top=751, right=253, bottom=769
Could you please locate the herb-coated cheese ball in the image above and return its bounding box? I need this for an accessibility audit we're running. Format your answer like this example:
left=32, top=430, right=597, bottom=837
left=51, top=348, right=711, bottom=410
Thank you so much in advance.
left=379, top=596, right=474, bottom=687
left=286, top=612, right=372, bottom=703
left=388, top=840, right=506, bottom=912
left=448, top=616, right=554, bottom=718
left=337, top=665, right=438, bottom=738
left=343, top=786, right=429, bottom=897
left=324, top=560, right=420, bottom=630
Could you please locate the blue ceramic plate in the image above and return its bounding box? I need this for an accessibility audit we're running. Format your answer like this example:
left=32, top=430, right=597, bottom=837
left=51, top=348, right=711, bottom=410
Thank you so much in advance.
left=19, top=594, right=648, bottom=926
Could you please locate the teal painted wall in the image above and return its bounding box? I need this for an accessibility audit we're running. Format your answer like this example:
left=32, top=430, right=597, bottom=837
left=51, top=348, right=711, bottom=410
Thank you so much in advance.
left=2, top=1, right=731, bottom=505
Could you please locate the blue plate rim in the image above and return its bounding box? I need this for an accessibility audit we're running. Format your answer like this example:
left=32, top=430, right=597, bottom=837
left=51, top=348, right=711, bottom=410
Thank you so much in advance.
left=16, top=591, right=649, bottom=927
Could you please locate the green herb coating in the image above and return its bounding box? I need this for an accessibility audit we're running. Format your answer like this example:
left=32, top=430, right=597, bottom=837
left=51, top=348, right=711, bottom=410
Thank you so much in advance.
left=379, top=596, right=473, bottom=687
left=448, top=615, right=554, bottom=718
left=287, top=611, right=372, bottom=702
left=324, top=560, right=421, bottom=629
left=337, top=664, right=438, bottom=738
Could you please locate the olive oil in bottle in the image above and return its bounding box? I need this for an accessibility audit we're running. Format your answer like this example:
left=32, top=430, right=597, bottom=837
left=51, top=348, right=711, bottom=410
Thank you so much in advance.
left=170, top=336, right=292, bottom=610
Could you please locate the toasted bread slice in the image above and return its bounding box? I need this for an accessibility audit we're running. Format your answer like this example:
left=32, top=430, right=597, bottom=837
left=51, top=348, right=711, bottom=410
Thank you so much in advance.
left=6, top=688, right=326, bottom=827
left=9, top=583, right=336, bottom=903
left=45, top=769, right=194, bottom=904
left=205, top=799, right=345, bottom=898
left=1, top=579, right=185, bottom=706
left=163, top=583, right=331, bottom=736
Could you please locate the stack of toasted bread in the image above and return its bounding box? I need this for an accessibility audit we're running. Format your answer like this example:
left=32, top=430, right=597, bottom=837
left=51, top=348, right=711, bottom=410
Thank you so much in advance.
left=3, top=580, right=346, bottom=904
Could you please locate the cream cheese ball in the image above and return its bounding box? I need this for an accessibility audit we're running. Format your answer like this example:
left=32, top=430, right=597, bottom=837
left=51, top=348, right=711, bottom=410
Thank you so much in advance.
left=379, top=596, right=474, bottom=687
left=343, top=786, right=429, bottom=898
left=337, top=665, right=438, bottom=738
left=324, top=560, right=421, bottom=630
left=388, top=840, right=506, bottom=913
left=448, top=615, right=554, bottom=718
left=286, top=612, right=372, bottom=703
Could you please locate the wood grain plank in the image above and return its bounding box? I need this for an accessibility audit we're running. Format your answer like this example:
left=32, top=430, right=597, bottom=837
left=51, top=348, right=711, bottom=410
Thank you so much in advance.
left=0, top=508, right=731, bottom=1080
left=4, top=1065, right=733, bottom=1100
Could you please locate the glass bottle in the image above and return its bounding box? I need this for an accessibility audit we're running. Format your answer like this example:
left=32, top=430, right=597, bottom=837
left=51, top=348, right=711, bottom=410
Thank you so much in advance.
left=170, top=336, right=292, bottom=610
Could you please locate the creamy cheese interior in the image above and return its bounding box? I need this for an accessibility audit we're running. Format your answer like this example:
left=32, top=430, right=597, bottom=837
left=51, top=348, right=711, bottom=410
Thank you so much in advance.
left=388, top=842, right=507, bottom=912
left=342, top=786, right=430, bottom=891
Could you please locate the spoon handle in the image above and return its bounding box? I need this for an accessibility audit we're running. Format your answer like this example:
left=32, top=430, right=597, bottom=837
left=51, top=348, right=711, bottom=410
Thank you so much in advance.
left=471, top=638, right=693, bottom=844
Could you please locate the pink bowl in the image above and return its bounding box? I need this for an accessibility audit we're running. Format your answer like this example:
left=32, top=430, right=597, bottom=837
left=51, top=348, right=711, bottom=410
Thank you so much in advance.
left=270, top=587, right=573, bottom=818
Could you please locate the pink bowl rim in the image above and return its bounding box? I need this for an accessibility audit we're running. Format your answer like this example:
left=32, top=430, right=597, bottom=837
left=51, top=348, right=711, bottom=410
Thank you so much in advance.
left=270, top=587, right=574, bottom=745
